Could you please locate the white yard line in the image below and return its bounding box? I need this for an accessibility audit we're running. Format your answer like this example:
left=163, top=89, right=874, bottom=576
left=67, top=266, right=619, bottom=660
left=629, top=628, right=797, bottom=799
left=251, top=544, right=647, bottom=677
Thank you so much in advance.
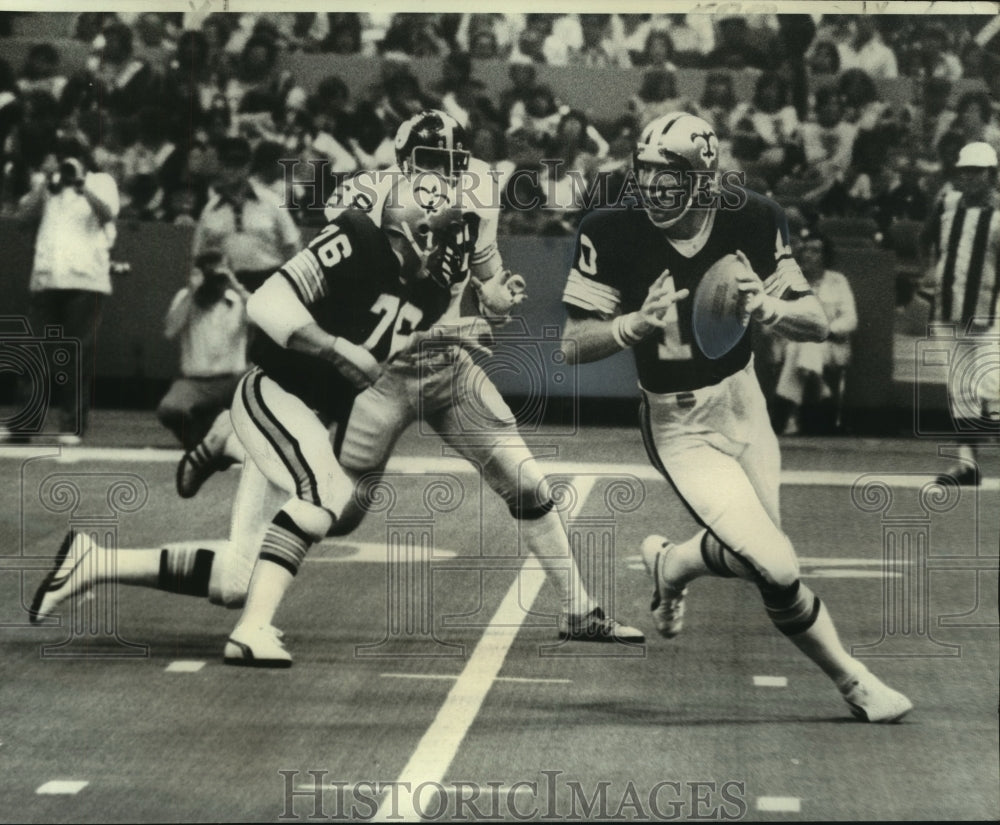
left=3, top=446, right=995, bottom=489
left=373, top=475, right=596, bottom=822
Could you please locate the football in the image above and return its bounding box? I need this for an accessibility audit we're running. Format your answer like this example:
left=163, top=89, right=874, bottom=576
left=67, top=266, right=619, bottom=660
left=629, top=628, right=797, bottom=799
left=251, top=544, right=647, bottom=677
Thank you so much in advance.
left=692, top=253, right=751, bottom=359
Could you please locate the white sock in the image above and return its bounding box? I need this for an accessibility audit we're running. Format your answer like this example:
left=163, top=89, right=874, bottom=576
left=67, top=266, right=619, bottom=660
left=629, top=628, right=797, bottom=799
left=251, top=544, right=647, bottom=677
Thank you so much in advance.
left=519, top=511, right=597, bottom=617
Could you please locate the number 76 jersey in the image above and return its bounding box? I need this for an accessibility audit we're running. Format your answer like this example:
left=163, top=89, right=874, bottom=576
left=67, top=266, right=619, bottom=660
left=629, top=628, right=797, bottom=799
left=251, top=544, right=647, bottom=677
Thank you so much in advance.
left=562, top=190, right=810, bottom=394
left=249, top=208, right=453, bottom=420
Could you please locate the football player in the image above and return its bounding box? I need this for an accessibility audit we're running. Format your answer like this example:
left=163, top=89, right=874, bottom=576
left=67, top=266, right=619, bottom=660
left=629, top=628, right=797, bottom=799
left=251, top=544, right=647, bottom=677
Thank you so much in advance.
left=325, top=110, right=644, bottom=649
left=560, top=111, right=913, bottom=723
left=30, top=173, right=473, bottom=661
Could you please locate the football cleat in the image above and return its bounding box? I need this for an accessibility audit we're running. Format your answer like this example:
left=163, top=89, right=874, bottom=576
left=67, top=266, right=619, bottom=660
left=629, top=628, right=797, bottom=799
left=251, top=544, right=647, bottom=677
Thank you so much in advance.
left=176, top=441, right=231, bottom=499
left=30, top=531, right=100, bottom=623
left=840, top=670, right=913, bottom=723
left=640, top=535, right=688, bottom=639
left=223, top=624, right=292, bottom=668
left=558, top=606, right=645, bottom=644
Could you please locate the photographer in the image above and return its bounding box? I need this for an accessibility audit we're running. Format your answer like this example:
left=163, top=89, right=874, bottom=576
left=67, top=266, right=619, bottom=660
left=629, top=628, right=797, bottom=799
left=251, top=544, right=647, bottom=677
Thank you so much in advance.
left=14, top=135, right=119, bottom=444
left=157, top=251, right=249, bottom=497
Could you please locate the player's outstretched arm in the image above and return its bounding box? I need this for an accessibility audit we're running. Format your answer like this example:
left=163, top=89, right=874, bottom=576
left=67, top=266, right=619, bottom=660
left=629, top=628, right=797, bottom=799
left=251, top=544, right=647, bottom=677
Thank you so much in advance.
left=561, top=270, right=688, bottom=364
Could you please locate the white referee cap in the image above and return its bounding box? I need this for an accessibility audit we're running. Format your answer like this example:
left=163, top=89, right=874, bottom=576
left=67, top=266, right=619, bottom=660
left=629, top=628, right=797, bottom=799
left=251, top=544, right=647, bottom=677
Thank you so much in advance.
left=955, top=141, right=998, bottom=168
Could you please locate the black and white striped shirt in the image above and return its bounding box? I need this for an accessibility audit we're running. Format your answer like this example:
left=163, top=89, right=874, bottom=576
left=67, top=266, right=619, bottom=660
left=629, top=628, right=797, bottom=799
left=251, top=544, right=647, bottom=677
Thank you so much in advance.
left=928, top=190, right=1000, bottom=331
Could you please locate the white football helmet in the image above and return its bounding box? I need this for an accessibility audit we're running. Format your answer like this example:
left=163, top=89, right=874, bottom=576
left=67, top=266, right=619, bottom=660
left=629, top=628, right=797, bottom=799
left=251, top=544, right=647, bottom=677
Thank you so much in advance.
left=634, top=111, right=720, bottom=228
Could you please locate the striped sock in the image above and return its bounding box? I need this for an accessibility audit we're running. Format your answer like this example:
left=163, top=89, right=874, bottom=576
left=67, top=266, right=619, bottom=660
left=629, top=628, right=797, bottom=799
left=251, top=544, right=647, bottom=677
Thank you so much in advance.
left=762, top=580, right=860, bottom=682
left=157, top=546, right=214, bottom=597
left=760, top=580, right=821, bottom=636
left=258, top=510, right=313, bottom=577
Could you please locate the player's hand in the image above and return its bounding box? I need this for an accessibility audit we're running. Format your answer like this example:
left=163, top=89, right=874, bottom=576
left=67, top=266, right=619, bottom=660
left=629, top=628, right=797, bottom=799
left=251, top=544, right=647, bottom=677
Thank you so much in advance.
left=439, top=221, right=473, bottom=286
left=471, top=270, right=527, bottom=322
left=732, top=249, right=770, bottom=320
left=629, top=269, right=689, bottom=337
left=330, top=337, right=382, bottom=389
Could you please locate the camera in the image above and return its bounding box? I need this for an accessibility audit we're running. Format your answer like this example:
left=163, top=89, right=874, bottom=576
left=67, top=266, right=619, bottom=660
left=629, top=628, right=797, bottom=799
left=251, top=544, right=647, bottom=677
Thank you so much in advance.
left=418, top=319, right=579, bottom=437
left=0, top=317, right=82, bottom=437
left=913, top=322, right=1000, bottom=437
left=47, top=157, right=86, bottom=193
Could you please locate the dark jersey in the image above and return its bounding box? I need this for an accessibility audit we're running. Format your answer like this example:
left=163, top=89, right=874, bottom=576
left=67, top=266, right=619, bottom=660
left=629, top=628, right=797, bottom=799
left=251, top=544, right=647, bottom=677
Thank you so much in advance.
left=563, top=188, right=811, bottom=393
left=249, top=209, right=453, bottom=419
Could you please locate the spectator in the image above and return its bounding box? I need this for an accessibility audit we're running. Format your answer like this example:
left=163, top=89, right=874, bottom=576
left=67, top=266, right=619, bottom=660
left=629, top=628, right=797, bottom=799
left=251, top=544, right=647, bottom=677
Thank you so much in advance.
left=630, top=69, right=691, bottom=126
left=17, top=44, right=67, bottom=102
left=570, top=14, right=632, bottom=68
left=510, top=20, right=549, bottom=64
left=911, top=78, right=957, bottom=170
left=303, top=75, right=360, bottom=195
left=191, top=136, right=300, bottom=293
left=954, top=90, right=1000, bottom=157
left=727, top=71, right=801, bottom=186
left=160, top=30, right=220, bottom=142
left=11, top=135, right=120, bottom=444
left=871, top=143, right=930, bottom=234
left=455, top=13, right=515, bottom=58
left=200, top=13, right=237, bottom=77
left=119, top=105, right=183, bottom=213
left=637, top=29, right=677, bottom=71
left=321, top=12, right=363, bottom=54
left=799, top=85, right=858, bottom=213
left=541, top=14, right=583, bottom=66
left=706, top=16, right=769, bottom=70
left=839, top=16, right=898, bottom=79
left=697, top=71, right=737, bottom=138
left=807, top=39, right=841, bottom=76
left=381, top=13, right=449, bottom=58
left=499, top=62, right=540, bottom=128
left=837, top=68, right=885, bottom=130
left=539, top=108, right=608, bottom=228
left=224, top=34, right=302, bottom=141
left=82, top=21, right=160, bottom=118
left=665, top=13, right=714, bottom=66
left=921, top=23, right=964, bottom=80
left=434, top=52, right=498, bottom=130
left=156, top=250, right=249, bottom=495
left=771, top=227, right=857, bottom=434
left=506, top=82, right=561, bottom=141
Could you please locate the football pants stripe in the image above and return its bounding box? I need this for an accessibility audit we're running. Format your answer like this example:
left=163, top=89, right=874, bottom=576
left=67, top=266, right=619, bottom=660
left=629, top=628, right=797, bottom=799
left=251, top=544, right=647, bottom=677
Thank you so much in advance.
left=242, top=370, right=321, bottom=506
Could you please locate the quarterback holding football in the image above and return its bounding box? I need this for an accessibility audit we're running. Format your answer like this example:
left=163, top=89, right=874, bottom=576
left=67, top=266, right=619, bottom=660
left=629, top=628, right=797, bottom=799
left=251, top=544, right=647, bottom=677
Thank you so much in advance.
left=560, top=111, right=912, bottom=723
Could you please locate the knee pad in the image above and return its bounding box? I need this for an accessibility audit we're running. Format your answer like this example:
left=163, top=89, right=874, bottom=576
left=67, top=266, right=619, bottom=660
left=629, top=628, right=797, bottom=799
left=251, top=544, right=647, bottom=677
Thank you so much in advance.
left=284, top=497, right=334, bottom=540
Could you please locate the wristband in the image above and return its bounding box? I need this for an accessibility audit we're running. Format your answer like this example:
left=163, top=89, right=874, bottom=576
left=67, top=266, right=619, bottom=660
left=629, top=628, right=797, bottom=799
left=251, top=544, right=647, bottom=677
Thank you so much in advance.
left=612, top=313, right=644, bottom=349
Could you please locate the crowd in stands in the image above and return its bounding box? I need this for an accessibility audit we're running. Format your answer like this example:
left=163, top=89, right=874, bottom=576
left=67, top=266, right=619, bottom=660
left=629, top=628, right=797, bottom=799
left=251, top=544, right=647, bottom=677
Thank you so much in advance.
left=1, top=11, right=999, bottom=237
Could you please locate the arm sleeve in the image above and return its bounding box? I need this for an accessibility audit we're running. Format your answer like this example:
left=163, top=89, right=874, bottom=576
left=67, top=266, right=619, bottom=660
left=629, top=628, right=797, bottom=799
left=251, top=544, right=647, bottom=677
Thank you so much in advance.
left=247, top=274, right=316, bottom=347
left=561, top=223, right=623, bottom=319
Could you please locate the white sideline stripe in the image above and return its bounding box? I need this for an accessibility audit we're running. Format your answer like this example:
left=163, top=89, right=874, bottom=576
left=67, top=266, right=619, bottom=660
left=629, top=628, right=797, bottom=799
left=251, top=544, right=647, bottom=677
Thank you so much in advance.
left=757, top=796, right=801, bottom=813
left=376, top=475, right=596, bottom=823
left=753, top=676, right=788, bottom=687
left=627, top=555, right=911, bottom=567
left=165, top=661, right=205, bottom=673
left=4, top=446, right=996, bottom=490
left=36, top=780, right=88, bottom=795
left=380, top=673, right=572, bottom=685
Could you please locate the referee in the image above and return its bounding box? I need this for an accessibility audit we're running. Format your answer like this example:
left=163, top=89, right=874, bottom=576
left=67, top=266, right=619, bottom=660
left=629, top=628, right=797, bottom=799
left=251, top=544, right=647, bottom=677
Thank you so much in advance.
left=922, top=141, right=1000, bottom=486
